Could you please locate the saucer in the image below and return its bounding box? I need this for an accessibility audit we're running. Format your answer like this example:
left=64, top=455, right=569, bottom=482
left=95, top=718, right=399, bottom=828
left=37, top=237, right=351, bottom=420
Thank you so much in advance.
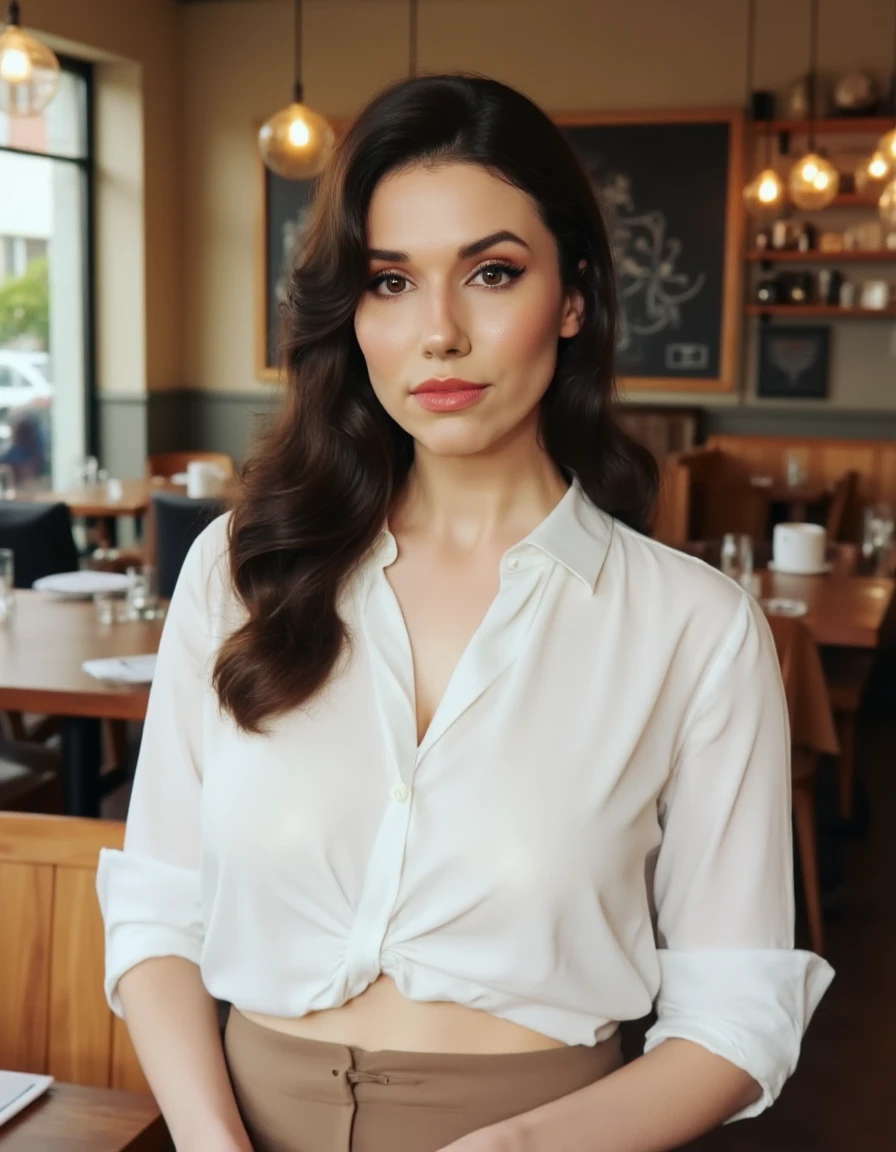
left=760, top=597, right=808, bottom=617
left=767, top=560, right=832, bottom=576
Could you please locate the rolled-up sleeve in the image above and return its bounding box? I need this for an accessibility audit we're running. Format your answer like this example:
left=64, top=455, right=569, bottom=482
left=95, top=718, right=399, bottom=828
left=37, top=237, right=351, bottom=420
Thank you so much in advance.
left=644, top=591, right=834, bottom=1120
left=96, top=516, right=228, bottom=1017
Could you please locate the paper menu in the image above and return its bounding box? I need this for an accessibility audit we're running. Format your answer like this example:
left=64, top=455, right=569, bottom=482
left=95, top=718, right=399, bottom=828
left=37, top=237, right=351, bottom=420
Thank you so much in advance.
left=0, top=1071, right=54, bottom=1128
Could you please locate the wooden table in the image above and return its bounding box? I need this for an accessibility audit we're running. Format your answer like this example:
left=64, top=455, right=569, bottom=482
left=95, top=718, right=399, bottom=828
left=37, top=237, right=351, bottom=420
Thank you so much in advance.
left=0, top=592, right=163, bottom=815
left=759, top=569, right=896, bottom=649
left=17, top=480, right=155, bottom=519
left=0, top=1082, right=166, bottom=1150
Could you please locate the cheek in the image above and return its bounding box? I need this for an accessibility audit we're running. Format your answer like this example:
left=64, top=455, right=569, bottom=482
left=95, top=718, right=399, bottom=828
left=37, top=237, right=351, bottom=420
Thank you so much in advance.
left=481, top=288, right=563, bottom=379
left=354, top=301, right=409, bottom=381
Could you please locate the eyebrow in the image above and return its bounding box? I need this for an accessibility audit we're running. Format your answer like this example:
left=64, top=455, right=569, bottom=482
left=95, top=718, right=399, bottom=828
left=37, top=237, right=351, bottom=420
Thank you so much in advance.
left=367, top=230, right=531, bottom=264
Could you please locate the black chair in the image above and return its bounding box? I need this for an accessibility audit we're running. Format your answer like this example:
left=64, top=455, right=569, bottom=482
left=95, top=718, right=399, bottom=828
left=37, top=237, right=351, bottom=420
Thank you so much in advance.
left=152, top=490, right=226, bottom=599
left=0, top=501, right=80, bottom=588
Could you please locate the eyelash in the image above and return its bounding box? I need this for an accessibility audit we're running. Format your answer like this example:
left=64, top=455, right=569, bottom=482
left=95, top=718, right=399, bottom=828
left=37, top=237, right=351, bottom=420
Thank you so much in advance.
left=366, top=260, right=526, bottom=299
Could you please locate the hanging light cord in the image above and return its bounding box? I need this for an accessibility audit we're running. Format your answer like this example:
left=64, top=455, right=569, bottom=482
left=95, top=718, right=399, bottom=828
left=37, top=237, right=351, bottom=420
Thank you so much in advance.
left=7, top=2, right=20, bottom=26
left=294, top=0, right=304, bottom=104
left=409, top=0, right=418, bottom=79
left=808, top=0, right=819, bottom=151
left=890, top=0, right=896, bottom=116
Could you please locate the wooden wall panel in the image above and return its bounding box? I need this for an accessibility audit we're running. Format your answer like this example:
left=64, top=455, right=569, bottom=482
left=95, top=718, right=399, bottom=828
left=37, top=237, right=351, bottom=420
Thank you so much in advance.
left=47, top=868, right=112, bottom=1088
left=0, top=862, right=52, bottom=1073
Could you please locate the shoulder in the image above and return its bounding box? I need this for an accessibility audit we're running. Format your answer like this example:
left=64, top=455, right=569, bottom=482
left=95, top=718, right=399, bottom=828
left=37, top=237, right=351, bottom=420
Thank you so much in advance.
left=173, top=512, right=240, bottom=632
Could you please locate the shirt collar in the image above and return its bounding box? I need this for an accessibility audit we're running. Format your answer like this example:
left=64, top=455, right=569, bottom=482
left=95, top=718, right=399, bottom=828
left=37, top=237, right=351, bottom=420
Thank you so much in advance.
left=371, top=477, right=614, bottom=593
left=514, top=478, right=614, bottom=592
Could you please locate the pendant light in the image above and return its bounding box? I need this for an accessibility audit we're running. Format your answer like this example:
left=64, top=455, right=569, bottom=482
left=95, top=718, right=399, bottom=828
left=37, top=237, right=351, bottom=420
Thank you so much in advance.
left=788, top=0, right=840, bottom=210
left=0, top=1, right=60, bottom=116
left=875, top=0, right=896, bottom=221
left=743, top=0, right=785, bottom=217
left=258, top=0, right=334, bottom=181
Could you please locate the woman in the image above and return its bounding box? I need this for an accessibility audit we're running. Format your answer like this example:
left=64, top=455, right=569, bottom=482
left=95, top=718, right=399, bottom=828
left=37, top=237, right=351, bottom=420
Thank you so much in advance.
left=97, top=75, right=833, bottom=1152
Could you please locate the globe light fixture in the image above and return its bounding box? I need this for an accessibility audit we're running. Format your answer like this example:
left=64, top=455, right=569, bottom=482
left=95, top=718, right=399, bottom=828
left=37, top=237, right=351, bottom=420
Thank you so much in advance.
left=742, top=1, right=785, bottom=218
left=855, top=151, right=891, bottom=197
left=880, top=178, right=896, bottom=227
left=788, top=0, right=840, bottom=211
left=789, top=151, right=840, bottom=209
left=0, top=1, right=60, bottom=117
left=258, top=0, right=334, bottom=180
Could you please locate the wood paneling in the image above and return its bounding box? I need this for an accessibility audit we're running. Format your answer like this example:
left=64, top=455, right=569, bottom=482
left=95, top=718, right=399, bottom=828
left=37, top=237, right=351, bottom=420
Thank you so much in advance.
left=0, top=862, right=52, bottom=1073
left=0, top=814, right=149, bottom=1095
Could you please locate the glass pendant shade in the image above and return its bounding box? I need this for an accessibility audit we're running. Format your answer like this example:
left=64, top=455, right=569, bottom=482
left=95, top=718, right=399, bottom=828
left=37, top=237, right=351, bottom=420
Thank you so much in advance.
left=788, top=152, right=840, bottom=209
left=855, top=151, right=892, bottom=197
left=258, top=97, right=334, bottom=180
left=878, top=128, right=896, bottom=167
left=743, top=167, right=785, bottom=217
left=0, top=6, right=60, bottom=116
left=880, top=178, right=896, bottom=226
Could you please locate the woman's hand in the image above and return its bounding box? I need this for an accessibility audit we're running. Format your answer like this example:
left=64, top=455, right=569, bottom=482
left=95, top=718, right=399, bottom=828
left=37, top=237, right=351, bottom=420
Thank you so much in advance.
left=435, top=1120, right=524, bottom=1152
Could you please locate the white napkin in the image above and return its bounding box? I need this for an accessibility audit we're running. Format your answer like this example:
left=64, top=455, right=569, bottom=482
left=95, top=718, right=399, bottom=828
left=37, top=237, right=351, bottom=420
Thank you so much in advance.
left=82, top=654, right=157, bottom=683
left=0, top=1070, right=54, bottom=1128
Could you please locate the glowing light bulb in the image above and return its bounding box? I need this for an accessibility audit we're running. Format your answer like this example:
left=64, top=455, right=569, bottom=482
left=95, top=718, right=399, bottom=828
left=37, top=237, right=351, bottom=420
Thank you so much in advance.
left=0, top=45, right=30, bottom=83
left=788, top=152, right=840, bottom=210
left=743, top=167, right=785, bottom=218
left=856, top=151, right=891, bottom=197
left=258, top=99, right=335, bottom=180
left=880, top=178, right=896, bottom=227
left=287, top=116, right=310, bottom=148
left=878, top=128, right=896, bottom=165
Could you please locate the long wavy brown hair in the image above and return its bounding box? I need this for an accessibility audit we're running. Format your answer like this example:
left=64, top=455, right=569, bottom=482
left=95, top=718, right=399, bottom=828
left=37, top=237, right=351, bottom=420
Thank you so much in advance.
left=214, top=73, right=658, bottom=734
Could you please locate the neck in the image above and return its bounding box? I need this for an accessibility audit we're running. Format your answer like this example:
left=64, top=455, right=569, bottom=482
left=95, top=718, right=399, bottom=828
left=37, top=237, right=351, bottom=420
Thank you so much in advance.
left=391, top=415, right=569, bottom=551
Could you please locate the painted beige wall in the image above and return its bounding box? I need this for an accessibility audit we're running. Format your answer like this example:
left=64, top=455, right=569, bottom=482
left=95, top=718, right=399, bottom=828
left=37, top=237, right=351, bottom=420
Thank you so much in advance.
left=26, top=0, right=182, bottom=396
left=182, top=0, right=896, bottom=409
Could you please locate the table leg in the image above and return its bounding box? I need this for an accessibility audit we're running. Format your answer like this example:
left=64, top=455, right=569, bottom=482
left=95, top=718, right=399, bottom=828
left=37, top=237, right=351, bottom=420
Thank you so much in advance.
left=62, top=717, right=103, bottom=817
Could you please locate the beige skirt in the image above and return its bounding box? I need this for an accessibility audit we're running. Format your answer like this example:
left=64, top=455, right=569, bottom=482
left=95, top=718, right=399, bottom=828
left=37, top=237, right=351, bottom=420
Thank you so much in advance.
left=224, top=1006, right=623, bottom=1152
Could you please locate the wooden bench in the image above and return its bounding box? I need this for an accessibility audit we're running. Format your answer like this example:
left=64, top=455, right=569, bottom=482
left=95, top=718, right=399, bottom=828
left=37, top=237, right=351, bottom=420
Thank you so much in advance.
left=0, top=813, right=148, bottom=1093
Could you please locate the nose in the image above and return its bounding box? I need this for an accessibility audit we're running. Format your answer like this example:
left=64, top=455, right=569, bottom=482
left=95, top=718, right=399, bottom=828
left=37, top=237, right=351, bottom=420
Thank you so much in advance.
left=421, top=287, right=471, bottom=360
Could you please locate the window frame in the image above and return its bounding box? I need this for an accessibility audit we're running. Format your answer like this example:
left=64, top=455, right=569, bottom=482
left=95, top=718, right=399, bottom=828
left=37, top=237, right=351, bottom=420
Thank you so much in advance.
left=0, top=53, right=96, bottom=458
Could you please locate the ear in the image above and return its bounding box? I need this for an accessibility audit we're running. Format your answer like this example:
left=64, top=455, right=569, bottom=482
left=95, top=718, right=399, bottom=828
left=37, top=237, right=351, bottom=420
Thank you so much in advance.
left=559, top=259, right=587, bottom=338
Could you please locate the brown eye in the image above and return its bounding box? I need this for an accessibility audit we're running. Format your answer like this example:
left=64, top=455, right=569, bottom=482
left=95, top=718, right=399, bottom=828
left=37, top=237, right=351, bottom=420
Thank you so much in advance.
left=384, top=274, right=405, bottom=294
left=480, top=267, right=504, bottom=285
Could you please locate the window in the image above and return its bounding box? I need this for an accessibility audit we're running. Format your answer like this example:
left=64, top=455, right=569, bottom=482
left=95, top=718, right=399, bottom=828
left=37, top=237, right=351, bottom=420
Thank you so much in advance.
left=0, top=58, right=93, bottom=492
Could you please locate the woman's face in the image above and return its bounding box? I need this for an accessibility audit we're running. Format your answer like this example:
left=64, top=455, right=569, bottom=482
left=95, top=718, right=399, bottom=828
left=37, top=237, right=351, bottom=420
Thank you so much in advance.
left=354, top=162, right=583, bottom=459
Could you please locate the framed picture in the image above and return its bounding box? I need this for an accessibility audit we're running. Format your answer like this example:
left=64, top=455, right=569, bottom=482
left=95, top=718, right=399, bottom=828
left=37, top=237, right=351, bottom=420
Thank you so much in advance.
left=554, top=108, right=744, bottom=393
left=757, top=324, right=830, bottom=400
left=254, top=120, right=348, bottom=381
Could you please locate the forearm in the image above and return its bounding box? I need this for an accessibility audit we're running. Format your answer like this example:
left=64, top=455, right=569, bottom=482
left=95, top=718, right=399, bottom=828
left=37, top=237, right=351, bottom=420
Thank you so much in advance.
left=117, top=956, right=251, bottom=1152
left=510, top=1039, right=760, bottom=1152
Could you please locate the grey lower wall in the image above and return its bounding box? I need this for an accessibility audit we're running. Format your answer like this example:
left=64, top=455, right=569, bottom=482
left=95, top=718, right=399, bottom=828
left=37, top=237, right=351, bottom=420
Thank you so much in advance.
left=97, top=389, right=896, bottom=475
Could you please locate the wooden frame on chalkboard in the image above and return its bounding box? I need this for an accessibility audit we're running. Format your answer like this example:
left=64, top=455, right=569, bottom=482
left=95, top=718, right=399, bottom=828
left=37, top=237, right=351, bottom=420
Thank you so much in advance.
left=254, top=120, right=349, bottom=382
left=554, top=108, right=745, bottom=393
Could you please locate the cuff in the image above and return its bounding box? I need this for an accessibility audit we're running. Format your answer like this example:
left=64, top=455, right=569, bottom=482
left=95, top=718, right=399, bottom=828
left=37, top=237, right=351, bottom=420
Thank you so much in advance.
left=96, top=848, right=204, bottom=1017
left=643, top=948, right=834, bottom=1121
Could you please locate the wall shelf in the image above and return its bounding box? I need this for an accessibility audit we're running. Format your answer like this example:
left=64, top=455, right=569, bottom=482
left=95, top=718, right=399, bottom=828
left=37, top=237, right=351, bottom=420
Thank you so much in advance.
left=751, top=117, right=896, bottom=136
left=746, top=249, right=896, bottom=262
left=746, top=304, right=896, bottom=317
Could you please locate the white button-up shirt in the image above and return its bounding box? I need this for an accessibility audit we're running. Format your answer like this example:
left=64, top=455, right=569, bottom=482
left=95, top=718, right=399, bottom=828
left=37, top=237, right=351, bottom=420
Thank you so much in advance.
left=97, top=480, right=833, bottom=1120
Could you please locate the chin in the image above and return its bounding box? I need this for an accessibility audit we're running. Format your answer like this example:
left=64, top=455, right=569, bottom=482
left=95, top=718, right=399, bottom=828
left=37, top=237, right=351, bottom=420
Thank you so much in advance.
left=411, top=422, right=503, bottom=458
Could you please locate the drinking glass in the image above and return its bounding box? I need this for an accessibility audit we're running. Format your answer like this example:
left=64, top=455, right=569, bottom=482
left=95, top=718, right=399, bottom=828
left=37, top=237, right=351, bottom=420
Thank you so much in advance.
left=125, top=564, right=160, bottom=620
left=94, top=589, right=123, bottom=626
left=721, top=533, right=754, bottom=586
left=862, top=504, right=894, bottom=574
left=0, top=548, right=14, bottom=621
left=0, top=464, right=15, bottom=500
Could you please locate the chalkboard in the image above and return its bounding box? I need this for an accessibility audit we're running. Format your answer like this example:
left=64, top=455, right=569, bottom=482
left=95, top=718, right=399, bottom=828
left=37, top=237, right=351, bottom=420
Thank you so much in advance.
left=558, top=111, right=743, bottom=393
left=255, top=163, right=316, bottom=379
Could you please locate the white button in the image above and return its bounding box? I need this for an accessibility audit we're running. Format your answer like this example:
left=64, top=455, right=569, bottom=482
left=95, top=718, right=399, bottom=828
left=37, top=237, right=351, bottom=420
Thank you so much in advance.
left=506, top=558, right=520, bottom=571
left=391, top=783, right=409, bottom=803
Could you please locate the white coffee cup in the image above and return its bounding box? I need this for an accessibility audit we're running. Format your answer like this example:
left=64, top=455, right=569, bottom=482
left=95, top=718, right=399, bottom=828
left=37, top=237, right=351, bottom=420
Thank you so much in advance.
left=772, top=523, right=827, bottom=574
left=186, top=460, right=225, bottom=498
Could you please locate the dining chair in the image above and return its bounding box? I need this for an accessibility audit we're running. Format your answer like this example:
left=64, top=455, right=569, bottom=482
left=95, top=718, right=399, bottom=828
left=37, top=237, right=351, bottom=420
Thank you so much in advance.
left=765, top=613, right=839, bottom=955
left=152, top=489, right=227, bottom=599
left=0, top=500, right=79, bottom=587
left=0, top=738, right=62, bottom=813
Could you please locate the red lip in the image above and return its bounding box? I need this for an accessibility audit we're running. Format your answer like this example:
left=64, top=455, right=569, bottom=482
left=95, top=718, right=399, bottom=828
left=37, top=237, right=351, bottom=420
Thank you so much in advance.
left=412, top=377, right=486, bottom=394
